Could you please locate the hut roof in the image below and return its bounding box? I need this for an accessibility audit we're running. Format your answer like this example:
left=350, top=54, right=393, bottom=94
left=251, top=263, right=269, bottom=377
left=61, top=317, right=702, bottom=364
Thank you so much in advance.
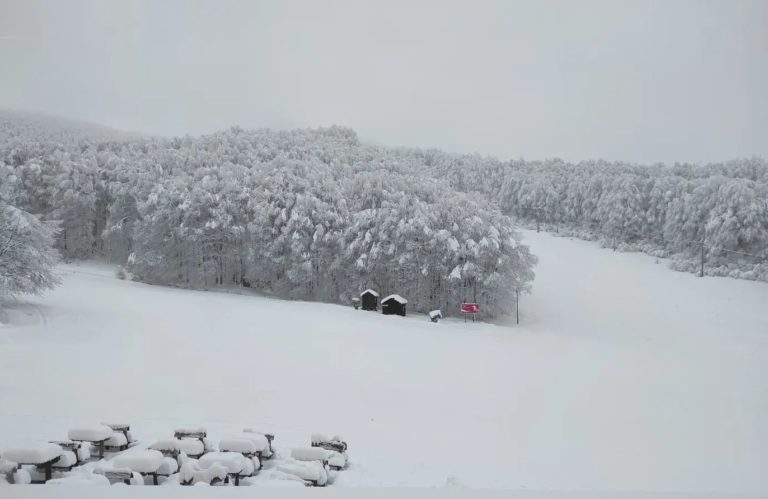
left=382, top=294, right=407, bottom=304
left=360, top=289, right=379, bottom=297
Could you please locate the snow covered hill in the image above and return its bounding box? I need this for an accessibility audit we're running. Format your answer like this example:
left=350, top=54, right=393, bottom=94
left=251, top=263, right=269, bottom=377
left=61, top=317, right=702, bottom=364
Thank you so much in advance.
left=1, top=231, right=766, bottom=494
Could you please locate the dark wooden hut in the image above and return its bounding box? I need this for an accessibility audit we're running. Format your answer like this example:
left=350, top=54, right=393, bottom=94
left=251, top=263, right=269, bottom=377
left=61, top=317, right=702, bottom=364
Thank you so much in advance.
left=360, top=289, right=379, bottom=311
left=381, top=294, right=407, bottom=316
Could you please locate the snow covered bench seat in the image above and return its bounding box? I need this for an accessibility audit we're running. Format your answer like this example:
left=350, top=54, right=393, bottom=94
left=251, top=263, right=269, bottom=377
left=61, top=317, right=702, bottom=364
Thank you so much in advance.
left=198, top=451, right=258, bottom=486
left=2, top=443, right=63, bottom=483
left=277, top=460, right=328, bottom=487
left=68, top=425, right=114, bottom=458
left=110, top=449, right=165, bottom=485
left=311, top=433, right=348, bottom=453
left=292, top=446, right=346, bottom=471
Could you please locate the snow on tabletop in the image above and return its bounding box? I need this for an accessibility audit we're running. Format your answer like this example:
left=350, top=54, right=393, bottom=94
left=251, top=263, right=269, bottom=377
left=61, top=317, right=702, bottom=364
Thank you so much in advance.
left=2, top=443, right=62, bottom=464
left=221, top=434, right=269, bottom=452
left=105, top=432, right=128, bottom=447
left=360, top=289, right=379, bottom=297
left=149, top=438, right=204, bottom=456
left=291, top=446, right=329, bottom=462
left=218, top=438, right=258, bottom=454
left=197, top=451, right=246, bottom=474
left=52, top=450, right=76, bottom=468
left=429, top=309, right=442, bottom=318
left=382, top=294, right=407, bottom=304
left=67, top=426, right=113, bottom=442
left=112, top=450, right=164, bottom=473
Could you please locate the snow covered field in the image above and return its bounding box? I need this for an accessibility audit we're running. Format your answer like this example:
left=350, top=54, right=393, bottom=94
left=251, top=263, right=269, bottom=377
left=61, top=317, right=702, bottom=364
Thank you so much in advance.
left=1, top=230, right=767, bottom=494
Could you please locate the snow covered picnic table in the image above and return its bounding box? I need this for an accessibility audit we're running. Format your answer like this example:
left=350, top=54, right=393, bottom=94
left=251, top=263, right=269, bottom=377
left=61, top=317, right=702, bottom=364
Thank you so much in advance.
left=2, top=443, right=63, bottom=483
left=101, top=449, right=166, bottom=485
left=219, top=433, right=271, bottom=459
left=197, top=451, right=258, bottom=486
left=68, top=426, right=114, bottom=458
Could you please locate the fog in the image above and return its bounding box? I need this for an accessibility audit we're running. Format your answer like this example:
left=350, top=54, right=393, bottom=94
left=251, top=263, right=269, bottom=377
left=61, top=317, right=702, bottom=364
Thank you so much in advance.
left=1, top=0, right=766, bottom=163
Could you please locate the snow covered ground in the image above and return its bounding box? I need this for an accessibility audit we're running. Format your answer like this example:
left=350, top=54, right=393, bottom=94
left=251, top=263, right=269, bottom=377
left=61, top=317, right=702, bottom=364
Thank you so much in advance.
left=1, top=230, right=766, bottom=494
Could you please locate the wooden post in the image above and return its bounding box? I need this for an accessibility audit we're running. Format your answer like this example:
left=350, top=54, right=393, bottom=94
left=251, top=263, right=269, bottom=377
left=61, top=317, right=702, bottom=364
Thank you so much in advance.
left=516, top=288, right=519, bottom=325
left=700, top=239, right=705, bottom=277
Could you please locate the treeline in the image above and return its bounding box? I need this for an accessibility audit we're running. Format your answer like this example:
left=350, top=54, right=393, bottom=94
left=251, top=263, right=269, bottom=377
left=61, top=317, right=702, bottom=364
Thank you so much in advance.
left=2, top=111, right=766, bottom=318
left=425, top=157, right=768, bottom=280
left=0, top=117, right=535, bottom=317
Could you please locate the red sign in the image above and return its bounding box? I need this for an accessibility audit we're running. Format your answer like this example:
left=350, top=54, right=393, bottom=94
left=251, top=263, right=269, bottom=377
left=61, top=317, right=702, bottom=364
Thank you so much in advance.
left=461, top=303, right=480, bottom=314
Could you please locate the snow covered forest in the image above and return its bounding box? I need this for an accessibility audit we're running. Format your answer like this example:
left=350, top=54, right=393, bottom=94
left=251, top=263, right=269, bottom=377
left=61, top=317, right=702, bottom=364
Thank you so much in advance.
left=1, top=110, right=767, bottom=317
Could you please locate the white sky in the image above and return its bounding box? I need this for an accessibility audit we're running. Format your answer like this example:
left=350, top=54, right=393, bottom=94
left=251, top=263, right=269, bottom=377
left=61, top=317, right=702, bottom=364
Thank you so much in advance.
left=0, top=0, right=766, bottom=164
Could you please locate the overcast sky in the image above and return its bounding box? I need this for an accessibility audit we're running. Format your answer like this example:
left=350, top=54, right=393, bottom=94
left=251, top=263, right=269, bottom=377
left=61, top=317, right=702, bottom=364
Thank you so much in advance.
left=0, top=0, right=766, bottom=164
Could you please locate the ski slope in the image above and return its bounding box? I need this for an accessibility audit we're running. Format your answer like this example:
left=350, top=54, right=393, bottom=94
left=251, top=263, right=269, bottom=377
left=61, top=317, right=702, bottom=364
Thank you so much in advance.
left=1, top=230, right=767, bottom=494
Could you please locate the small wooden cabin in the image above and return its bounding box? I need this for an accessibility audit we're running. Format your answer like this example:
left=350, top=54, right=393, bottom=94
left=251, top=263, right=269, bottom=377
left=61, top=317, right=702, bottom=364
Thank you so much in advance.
left=382, top=294, right=407, bottom=316
left=360, top=289, right=379, bottom=311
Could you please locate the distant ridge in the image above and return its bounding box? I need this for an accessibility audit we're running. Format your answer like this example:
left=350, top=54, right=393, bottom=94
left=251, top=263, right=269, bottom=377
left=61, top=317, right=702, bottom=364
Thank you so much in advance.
left=0, top=107, right=145, bottom=142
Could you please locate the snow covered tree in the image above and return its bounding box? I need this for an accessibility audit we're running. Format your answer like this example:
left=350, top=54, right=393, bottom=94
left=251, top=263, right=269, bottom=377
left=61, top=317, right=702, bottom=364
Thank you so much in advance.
left=0, top=203, right=61, bottom=302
